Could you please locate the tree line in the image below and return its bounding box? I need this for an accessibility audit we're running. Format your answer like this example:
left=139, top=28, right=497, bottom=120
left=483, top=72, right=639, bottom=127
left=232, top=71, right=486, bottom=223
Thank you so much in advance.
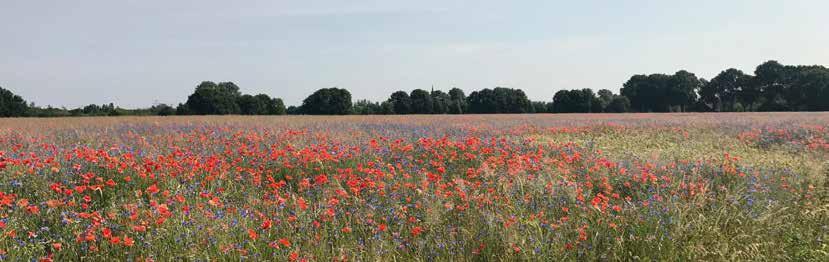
left=1, top=60, right=827, bottom=117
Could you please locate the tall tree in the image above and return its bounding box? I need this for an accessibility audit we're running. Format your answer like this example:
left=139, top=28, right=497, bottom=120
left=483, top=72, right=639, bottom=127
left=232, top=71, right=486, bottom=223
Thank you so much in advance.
left=0, top=86, right=29, bottom=117
left=791, top=65, right=829, bottom=111
left=701, top=69, right=751, bottom=111
left=496, top=87, right=533, bottom=113
left=236, top=94, right=285, bottom=115
left=151, top=104, right=175, bottom=116
left=552, top=89, right=599, bottom=113
left=380, top=101, right=394, bottom=114
left=622, top=74, right=672, bottom=112
left=300, top=87, right=352, bottom=115
left=388, top=91, right=412, bottom=114
left=467, top=89, right=496, bottom=113
left=596, top=89, right=614, bottom=112
left=409, top=89, right=433, bottom=114
left=351, top=100, right=385, bottom=115
left=552, top=90, right=575, bottom=113
left=531, top=101, right=552, bottom=113
left=606, top=96, right=631, bottom=113
left=754, top=60, right=790, bottom=111
left=175, top=103, right=191, bottom=115
left=448, top=88, right=467, bottom=114
left=430, top=90, right=451, bottom=114
left=467, top=87, right=532, bottom=113
left=184, top=81, right=242, bottom=115
left=238, top=94, right=264, bottom=115
left=667, top=70, right=701, bottom=112
left=286, top=106, right=301, bottom=115
left=255, top=94, right=286, bottom=115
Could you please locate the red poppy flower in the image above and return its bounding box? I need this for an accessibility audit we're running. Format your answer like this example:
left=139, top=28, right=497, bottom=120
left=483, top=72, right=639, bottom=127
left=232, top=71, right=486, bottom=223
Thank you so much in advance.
left=123, top=235, right=135, bottom=247
left=261, top=219, right=272, bottom=230
left=411, top=226, right=423, bottom=237
left=146, top=184, right=159, bottom=195
left=278, top=238, right=291, bottom=248
left=247, top=229, right=258, bottom=240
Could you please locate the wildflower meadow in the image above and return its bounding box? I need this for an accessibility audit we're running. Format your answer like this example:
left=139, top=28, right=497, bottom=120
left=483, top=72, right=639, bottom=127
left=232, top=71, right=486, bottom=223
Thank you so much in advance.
left=0, top=113, right=827, bottom=261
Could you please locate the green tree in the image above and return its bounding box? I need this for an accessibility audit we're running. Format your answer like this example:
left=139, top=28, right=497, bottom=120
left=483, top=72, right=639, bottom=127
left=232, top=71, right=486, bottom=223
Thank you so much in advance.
left=351, top=100, right=385, bottom=115
left=286, top=106, right=301, bottom=115
left=498, top=87, right=533, bottom=113
left=73, top=103, right=119, bottom=116
left=701, top=69, right=751, bottom=111
left=255, top=94, right=286, bottom=115
left=388, top=91, right=412, bottom=114
left=667, top=70, right=701, bottom=112
left=380, top=101, right=394, bottom=114
left=621, top=75, right=650, bottom=112
left=237, top=94, right=264, bottom=115
left=606, top=96, right=631, bottom=113
left=237, top=94, right=285, bottom=115
left=0, top=86, right=29, bottom=117
left=467, top=89, right=496, bottom=113
left=791, top=66, right=829, bottom=111
left=184, top=81, right=242, bottom=115
left=430, top=90, right=451, bottom=114
left=152, top=104, right=176, bottom=116
left=596, top=89, right=614, bottom=112
left=754, top=60, right=790, bottom=111
left=621, top=74, right=672, bottom=112
left=448, top=88, right=467, bottom=114
left=300, top=88, right=352, bottom=115
left=175, top=103, right=191, bottom=115
left=531, top=101, right=552, bottom=113
left=552, top=89, right=599, bottom=113
left=409, top=89, right=433, bottom=114
left=467, top=87, right=532, bottom=113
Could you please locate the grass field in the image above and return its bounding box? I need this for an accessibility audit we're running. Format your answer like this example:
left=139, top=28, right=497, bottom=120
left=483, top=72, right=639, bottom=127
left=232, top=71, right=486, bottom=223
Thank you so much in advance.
left=0, top=113, right=827, bottom=261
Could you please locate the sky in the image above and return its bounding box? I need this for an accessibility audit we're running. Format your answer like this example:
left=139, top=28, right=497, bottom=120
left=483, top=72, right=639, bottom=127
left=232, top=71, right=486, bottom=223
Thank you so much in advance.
left=2, top=0, right=828, bottom=108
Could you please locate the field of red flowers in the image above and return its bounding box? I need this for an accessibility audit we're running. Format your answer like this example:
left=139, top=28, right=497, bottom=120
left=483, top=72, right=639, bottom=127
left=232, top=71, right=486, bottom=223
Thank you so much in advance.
left=0, top=113, right=827, bottom=261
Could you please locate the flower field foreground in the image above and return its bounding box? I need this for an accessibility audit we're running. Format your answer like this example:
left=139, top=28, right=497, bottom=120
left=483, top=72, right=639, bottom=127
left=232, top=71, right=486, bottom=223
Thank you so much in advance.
left=0, top=113, right=827, bottom=261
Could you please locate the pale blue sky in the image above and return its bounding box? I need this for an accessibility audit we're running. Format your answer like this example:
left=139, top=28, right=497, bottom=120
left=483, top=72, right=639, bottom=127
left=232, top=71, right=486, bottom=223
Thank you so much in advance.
left=2, top=0, right=827, bottom=108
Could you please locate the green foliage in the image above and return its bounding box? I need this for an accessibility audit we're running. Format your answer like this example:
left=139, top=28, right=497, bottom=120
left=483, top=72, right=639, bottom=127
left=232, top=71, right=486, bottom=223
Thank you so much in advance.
left=622, top=73, right=672, bottom=112
left=70, top=103, right=120, bottom=116
left=552, top=89, right=600, bottom=113
left=409, top=89, right=433, bottom=114
left=667, top=70, right=702, bottom=112
left=152, top=104, right=176, bottom=116
left=620, top=71, right=702, bottom=112
left=384, top=88, right=463, bottom=115
left=260, top=95, right=287, bottom=115
left=4, top=60, right=829, bottom=118
left=237, top=94, right=262, bottom=115
left=351, top=99, right=389, bottom=115
left=467, top=87, right=533, bottom=113
left=790, top=66, right=829, bottom=111
left=596, top=89, right=614, bottom=112
left=238, top=94, right=286, bottom=115
left=430, top=90, right=451, bottom=114
left=606, top=96, right=631, bottom=113
left=184, top=81, right=242, bottom=115
left=26, top=106, right=72, bottom=117
left=0, top=86, right=29, bottom=117
left=448, top=88, right=467, bottom=114
left=286, top=105, right=301, bottom=115
left=531, top=101, right=552, bottom=113
left=300, top=87, right=352, bottom=115
left=388, top=91, right=412, bottom=114
left=701, top=69, right=751, bottom=112
left=175, top=103, right=191, bottom=115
